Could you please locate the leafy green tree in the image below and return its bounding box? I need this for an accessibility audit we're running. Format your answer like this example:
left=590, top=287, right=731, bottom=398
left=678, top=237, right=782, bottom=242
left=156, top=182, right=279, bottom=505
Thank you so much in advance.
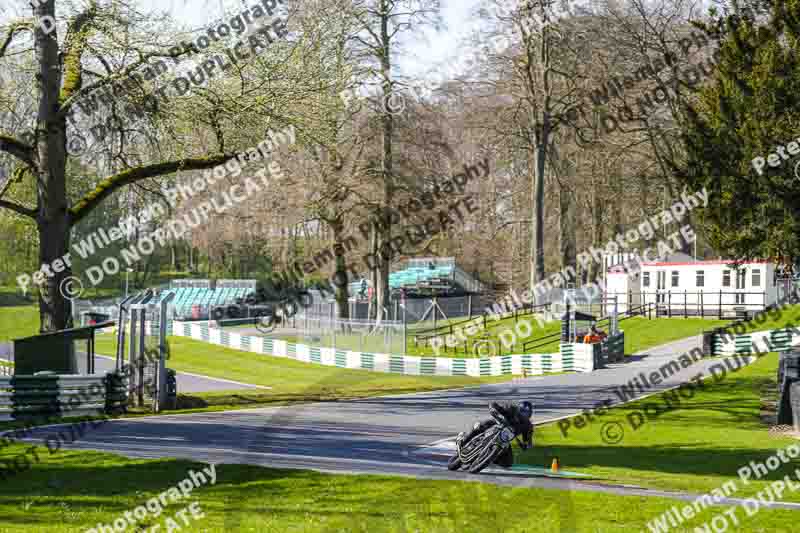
left=675, top=2, right=800, bottom=260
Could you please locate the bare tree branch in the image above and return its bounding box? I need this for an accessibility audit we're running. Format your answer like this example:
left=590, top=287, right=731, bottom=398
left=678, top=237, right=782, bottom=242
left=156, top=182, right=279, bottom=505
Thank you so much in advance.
left=0, top=133, right=36, bottom=167
left=0, top=20, right=33, bottom=59
left=68, top=153, right=238, bottom=225
left=0, top=198, right=36, bottom=218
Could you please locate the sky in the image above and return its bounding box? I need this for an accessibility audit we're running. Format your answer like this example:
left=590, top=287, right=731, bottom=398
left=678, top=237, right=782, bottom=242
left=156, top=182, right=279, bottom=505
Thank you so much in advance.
left=136, top=0, right=482, bottom=77
left=0, top=0, right=482, bottom=80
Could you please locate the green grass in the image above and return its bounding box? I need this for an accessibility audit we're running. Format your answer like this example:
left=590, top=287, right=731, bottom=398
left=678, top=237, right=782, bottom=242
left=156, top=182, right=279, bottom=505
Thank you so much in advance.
left=620, top=316, right=730, bottom=354
left=738, top=303, right=800, bottom=333
left=281, top=315, right=730, bottom=358
left=244, top=330, right=406, bottom=356
left=522, top=351, right=800, bottom=501
left=93, top=334, right=507, bottom=410
left=406, top=313, right=563, bottom=357
left=406, top=315, right=731, bottom=357
left=0, top=286, right=35, bottom=307
left=0, top=306, right=39, bottom=342
left=2, top=443, right=800, bottom=531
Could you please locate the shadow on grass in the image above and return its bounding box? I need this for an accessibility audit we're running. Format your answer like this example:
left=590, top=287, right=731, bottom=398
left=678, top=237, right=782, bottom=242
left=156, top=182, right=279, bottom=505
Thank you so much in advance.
left=184, top=385, right=501, bottom=410
left=519, top=441, right=800, bottom=483
left=0, top=288, right=34, bottom=307
left=522, top=363, right=791, bottom=482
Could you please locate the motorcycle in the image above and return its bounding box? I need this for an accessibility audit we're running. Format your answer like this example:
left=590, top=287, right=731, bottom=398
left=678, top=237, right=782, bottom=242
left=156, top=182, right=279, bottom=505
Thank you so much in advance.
left=447, top=408, right=523, bottom=474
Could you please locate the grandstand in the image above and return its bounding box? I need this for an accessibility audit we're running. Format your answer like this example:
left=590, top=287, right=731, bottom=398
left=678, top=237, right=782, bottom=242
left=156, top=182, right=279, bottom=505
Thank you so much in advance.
left=349, top=257, right=486, bottom=297
left=159, top=279, right=257, bottom=320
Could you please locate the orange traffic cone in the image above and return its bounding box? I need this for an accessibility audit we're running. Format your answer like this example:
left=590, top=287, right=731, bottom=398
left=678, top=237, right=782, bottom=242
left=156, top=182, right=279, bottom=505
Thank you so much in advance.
left=551, top=457, right=560, bottom=472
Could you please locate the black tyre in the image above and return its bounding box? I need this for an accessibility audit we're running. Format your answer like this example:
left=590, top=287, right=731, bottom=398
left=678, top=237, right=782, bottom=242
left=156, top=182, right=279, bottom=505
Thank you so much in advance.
left=447, top=454, right=462, bottom=471
left=468, top=445, right=502, bottom=474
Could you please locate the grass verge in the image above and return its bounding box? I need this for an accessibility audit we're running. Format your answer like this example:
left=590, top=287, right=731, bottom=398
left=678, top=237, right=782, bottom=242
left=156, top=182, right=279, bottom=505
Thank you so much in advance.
left=1, top=444, right=799, bottom=532
left=0, top=306, right=39, bottom=343
left=93, top=335, right=508, bottom=410
left=229, top=315, right=732, bottom=357
left=521, top=351, right=800, bottom=502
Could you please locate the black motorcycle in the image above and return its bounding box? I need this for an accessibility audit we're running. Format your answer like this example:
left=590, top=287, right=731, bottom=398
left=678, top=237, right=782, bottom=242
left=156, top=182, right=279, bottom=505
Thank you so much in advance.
left=447, top=409, right=522, bottom=474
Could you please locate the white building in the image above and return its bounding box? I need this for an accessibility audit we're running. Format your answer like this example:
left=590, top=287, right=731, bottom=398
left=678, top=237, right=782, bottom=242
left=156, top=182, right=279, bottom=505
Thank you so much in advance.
left=605, top=253, right=789, bottom=317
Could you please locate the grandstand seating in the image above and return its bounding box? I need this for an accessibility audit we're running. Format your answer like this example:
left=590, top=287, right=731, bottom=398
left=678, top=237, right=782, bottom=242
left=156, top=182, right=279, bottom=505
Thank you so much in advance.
left=151, top=286, right=254, bottom=317
left=348, top=259, right=485, bottom=296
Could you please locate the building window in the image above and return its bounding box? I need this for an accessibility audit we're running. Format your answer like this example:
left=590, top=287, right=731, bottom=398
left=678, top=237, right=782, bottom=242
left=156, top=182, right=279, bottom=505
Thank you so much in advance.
left=671, top=271, right=679, bottom=287
left=752, top=269, right=761, bottom=287
left=723, top=270, right=731, bottom=287
left=643, top=272, right=650, bottom=287
left=696, top=270, right=704, bottom=288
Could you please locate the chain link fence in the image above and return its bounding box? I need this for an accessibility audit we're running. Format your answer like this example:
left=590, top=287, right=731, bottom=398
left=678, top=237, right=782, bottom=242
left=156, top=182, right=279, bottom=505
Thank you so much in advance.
left=291, top=314, right=406, bottom=354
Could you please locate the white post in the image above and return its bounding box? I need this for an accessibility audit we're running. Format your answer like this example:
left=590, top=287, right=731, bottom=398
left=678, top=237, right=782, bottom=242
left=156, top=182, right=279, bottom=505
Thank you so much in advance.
left=125, top=268, right=133, bottom=297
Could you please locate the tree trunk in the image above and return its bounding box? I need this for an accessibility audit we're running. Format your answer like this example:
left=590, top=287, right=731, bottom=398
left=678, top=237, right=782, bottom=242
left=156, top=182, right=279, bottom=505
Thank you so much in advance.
left=368, top=227, right=378, bottom=320
left=375, top=0, right=394, bottom=325
left=559, top=185, right=576, bottom=285
left=35, top=0, right=71, bottom=332
left=588, top=184, right=604, bottom=284
left=331, top=219, right=350, bottom=320
left=528, top=9, right=553, bottom=295
left=530, top=143, right=547, bottom=292
left=37, top=218, right=72, bottom=332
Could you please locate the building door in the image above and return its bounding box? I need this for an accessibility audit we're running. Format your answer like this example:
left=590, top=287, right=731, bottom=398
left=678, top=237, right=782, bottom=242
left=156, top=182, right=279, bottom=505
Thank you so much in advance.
left=735, top=269, right=746, bottom=305
left=657, top=271, right=666, bottom=303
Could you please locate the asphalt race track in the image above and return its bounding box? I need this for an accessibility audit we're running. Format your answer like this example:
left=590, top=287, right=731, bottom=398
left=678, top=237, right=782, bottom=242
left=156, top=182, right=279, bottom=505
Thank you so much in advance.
left=14, top=335, right=800, bottom=508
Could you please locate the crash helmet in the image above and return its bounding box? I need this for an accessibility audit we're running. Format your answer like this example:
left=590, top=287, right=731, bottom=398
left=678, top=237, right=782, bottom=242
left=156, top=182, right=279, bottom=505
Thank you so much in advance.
left=518, top=400, right=534, bottom=419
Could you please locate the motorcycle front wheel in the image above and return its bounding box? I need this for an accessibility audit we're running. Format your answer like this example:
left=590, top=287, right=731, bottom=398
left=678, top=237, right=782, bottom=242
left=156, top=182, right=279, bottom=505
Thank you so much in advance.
left=468, top=445, right=503, bottom=473
left=447, top=454, right=462, bottom=471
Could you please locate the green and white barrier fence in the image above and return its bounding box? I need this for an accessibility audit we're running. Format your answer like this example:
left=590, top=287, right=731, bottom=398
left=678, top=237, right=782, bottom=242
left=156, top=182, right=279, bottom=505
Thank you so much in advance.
left=559, top=332, right=625, bottom=372
left=711, top=328, right=800, bottom=355
left=171, top=321, right=595, bottom=377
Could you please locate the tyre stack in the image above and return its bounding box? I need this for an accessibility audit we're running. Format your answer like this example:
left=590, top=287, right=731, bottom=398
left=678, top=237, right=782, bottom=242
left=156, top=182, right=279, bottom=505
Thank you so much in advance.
left=777, top=350, right=800, bottom=428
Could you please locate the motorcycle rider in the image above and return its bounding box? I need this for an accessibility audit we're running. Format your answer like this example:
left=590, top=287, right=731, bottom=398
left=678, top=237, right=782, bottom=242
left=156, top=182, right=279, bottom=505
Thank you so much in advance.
left=457, top=400, right=534, bottom=468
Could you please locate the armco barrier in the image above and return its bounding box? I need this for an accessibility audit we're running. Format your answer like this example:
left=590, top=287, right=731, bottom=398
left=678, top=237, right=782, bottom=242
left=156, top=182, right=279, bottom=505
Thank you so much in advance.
left=0, top=374, right=107, bottom=420
left=711, top=328, right=800, bottom=355
left=170, top=321, right=592, bottom=377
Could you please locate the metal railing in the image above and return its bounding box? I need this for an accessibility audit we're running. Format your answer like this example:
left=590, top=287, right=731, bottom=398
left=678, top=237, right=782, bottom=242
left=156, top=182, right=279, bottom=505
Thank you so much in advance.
left=604, top=291, right=769, bottom=319
left=520, top=302, right=653, bottom=352
left=411, top=302, right=552, bottom=354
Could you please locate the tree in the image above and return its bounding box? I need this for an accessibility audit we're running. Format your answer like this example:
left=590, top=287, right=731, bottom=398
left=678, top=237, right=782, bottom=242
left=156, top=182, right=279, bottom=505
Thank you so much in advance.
left=478, top=0, right=585, bottom=296
left=676, top=3, right=800, bottom=259
left=344, top=0, right=440, bottom=322
left=0, top=1, right=243, bottom=330
left=0, top=0, right=316, bottom=331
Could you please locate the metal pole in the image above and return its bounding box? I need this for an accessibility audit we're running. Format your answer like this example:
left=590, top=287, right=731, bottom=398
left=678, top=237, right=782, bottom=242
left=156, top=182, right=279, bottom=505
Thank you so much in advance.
left=137, top=305, right=146, bottom=408
left=128, top=307, right=138, bottom=404
left=403, top=300, right=407, bottom=355
left=157, top=292, right=174, bottom=413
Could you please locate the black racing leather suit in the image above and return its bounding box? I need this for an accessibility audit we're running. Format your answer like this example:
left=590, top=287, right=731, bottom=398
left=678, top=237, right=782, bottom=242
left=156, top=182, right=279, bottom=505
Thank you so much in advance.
left=460, top=402, right=534, bottom=467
